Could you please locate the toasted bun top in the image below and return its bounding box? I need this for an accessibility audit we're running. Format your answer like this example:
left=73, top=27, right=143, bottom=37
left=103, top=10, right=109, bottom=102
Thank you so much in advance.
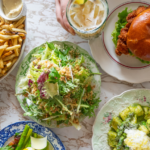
left=127, top=8, right=150, bottom=61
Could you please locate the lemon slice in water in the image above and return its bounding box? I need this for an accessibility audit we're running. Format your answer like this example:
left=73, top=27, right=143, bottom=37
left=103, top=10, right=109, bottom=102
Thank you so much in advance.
left=74, top=0, right=87, bottom=4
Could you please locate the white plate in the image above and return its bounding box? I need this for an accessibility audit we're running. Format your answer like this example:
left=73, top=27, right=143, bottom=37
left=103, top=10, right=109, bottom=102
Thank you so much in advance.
left=0, top=121, right=65, bottom=150
left=0, top=18, right=27, bottom=82
left=89, top=1, right=150, bottom=83
left=92, top=89, right=150, bottom=150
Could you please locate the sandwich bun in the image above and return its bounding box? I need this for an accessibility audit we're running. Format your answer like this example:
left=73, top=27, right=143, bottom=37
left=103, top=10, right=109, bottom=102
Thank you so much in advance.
left=127, top=8, right=150, bottom=61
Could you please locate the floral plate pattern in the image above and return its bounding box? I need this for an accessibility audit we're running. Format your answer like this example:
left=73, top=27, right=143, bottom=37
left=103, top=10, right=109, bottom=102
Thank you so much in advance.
left=0, top=121, right=65, bottom=150
left=92, top=89, right=150, bottom=150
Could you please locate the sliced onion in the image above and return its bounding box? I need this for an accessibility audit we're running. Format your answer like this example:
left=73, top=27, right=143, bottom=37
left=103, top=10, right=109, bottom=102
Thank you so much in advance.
left=31, top=136, right=47, bottom=149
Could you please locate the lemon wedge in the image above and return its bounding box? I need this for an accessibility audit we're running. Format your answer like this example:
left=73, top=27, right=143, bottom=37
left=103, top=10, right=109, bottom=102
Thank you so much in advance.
left=74, top=0, right=87, bottom=4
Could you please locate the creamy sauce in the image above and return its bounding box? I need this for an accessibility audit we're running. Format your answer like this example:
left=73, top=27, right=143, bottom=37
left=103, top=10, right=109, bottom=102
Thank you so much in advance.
left=2, top=0, right=23, bottom=18
left=69, top=0, right=106, bottom=31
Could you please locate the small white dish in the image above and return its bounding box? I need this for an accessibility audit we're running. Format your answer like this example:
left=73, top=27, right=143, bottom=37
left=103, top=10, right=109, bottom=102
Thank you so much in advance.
left=0, top=0, right=27, bottom=21
left=89, top=1, right=150, bottom=83
left=92, top=89, right=150, bottom=150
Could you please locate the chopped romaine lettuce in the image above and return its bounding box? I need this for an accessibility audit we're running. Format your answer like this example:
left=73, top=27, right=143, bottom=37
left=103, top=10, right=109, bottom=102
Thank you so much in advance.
left=78, top=55, right=85, bottom=66
left=50, top=50, right=60, bottom=65
left=74, top=67, right=90, bottom=82
left=29, top=69, right=41, bottom=81
left=18, top=77, right=29, bottom=90
left=41, top=43, right=52, bottom=60
left=48, top=67, right=60, bottom=83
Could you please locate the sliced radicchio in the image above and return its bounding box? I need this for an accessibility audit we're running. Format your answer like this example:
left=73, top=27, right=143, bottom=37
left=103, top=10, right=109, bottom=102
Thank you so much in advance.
left=37, top=71, right=49, bottom=99
left=28, top=79, right=33, bottom=87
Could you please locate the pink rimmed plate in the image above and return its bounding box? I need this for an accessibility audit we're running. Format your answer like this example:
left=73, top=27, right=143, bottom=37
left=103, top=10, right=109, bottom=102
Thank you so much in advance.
left=89, top=1, right=150, bottom=83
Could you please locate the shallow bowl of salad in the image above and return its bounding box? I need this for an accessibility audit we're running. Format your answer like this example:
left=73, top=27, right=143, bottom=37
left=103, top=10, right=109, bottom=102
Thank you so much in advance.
left=15, top=41, right=101, bottom=130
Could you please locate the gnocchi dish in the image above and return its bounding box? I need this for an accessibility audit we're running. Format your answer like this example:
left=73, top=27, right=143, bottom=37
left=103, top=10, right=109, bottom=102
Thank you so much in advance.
left=108, top=104, right=150, bottom=150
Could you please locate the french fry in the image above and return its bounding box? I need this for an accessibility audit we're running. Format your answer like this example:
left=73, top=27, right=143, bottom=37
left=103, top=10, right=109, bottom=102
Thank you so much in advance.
left=3, top=61, right=8, bottom=65
left=13, top=38, right=19, bottom=56
left=14, top=16, right=26, bottom=28
left=5, top=45, right=21, bottom=51
left=1, top=29, right=12, bottom=35
left=12, top=28, right=27, bottom=34
left=6, top=61, right=12, bottom=68
left=0, top=45, right=7, bottom=50
left=0, top=34, right=19, bottom=40
left=4, top=41, right=8, bottom=46
left=3, top=54, right=16, bottom=61
left=17, top=24, right=24, bottom=29
left=2, top=51, right=13, bottom=58
left=0, top=58, right=4, bottom=68
left=1, top=25, right=13, bottom=31
left=18, top=48, right=21, bottom=54
left=0, top=15, right=26, bottom=78
left=17, top=32, right=25, bottom=37
left=0, top=73, right=4, bottom=77
left=0, top=16, right=5, bottom=26
left=0, top=49, right=5, bottom=57
left=0, top=39, right=6, bottom=43
left=7, top=57, right=18, bottom=69
left=4, top=19, right=12, bottom=24
left=8, top=39, right=12, bottom=46
left=18, top=37, right=22, bottom=44
left=1, top=67, right=7, bottom=74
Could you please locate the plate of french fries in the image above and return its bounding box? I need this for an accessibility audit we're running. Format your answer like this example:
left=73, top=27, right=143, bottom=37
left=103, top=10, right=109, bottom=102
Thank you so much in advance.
left=0, top=16, right=27, bottom=81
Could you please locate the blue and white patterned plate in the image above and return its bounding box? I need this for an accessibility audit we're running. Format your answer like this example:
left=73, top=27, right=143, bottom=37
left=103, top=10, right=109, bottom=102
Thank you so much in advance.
left=0, top=121, right=65, bottom=150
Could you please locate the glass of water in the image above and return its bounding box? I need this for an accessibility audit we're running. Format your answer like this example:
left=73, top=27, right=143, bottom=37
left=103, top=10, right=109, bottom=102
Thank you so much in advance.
left=66, top=0, right=109, bottom=40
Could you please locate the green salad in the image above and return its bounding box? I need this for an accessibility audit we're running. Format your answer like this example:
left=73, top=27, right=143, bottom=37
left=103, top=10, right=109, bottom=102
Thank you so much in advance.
left=108, top=104, right=150, bottom=150
left=17, top=42, right=101, bottom=130
left=111, top=8, right=150, bottom=64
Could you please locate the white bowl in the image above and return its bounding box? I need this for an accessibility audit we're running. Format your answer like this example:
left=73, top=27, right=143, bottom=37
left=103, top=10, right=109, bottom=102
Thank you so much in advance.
left=0, top=18, right=27, bottom=82
left=0, top=0, right=27, bottom=21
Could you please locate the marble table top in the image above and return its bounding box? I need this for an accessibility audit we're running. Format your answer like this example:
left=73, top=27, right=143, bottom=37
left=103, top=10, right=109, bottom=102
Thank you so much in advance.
left=1, top=0, right=150, bottom=150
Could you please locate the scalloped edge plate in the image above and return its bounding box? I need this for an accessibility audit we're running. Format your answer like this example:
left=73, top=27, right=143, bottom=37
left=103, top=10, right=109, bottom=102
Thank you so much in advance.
left=15, top=41, right=101, bottom=128
left=0, top=121, right=65, bottom=150
left=92, top=89, right=150, bottom=150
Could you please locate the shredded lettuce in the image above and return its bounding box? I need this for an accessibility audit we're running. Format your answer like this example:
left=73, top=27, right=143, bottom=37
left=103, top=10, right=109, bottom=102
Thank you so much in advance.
left=111, top=8, right=131, bottom=47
